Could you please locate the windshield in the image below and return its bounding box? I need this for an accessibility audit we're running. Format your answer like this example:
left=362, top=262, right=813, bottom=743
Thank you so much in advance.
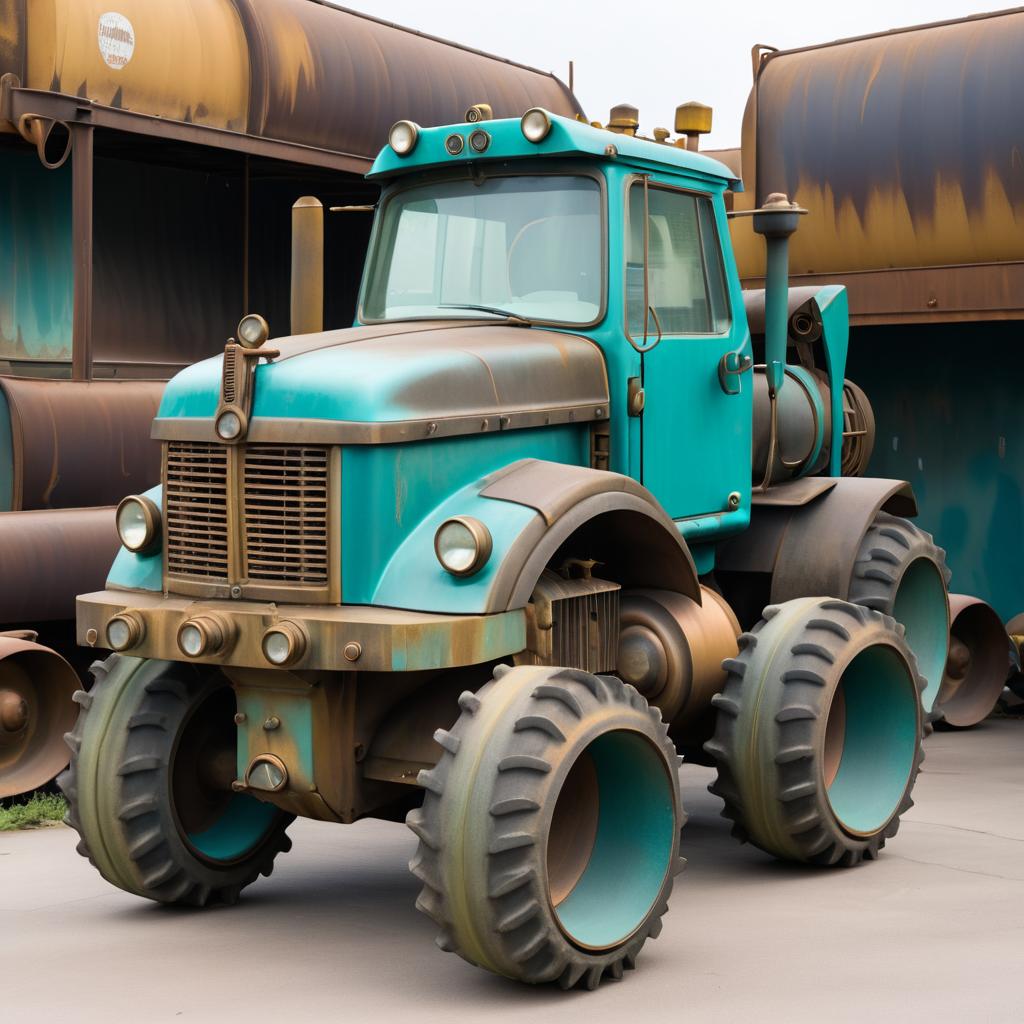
left=361, top=175, right=603, bottom=325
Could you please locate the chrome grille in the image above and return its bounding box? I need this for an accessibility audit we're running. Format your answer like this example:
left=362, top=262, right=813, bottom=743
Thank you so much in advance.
left=243, top=445, right=330, bottom=586
left=165, top=441, right=230, bottom=580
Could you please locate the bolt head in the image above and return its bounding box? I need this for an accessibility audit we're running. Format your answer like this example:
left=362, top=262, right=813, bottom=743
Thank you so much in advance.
left=343, top=641, right=362, bottom=663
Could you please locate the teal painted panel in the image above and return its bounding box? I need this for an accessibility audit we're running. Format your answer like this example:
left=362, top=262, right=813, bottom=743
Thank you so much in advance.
left=369, top=113, right=738, bottom=189
left=612, top=167, right=752, bottom=526
left=106, top=485, right=163, bottom=591
left=846, top=322, right=1024, bottom=621
left=0, top=151, right=73, bottom=363
left=0, top=387, right=12, bottom=511
left=343, top=426, right=586, bottom=611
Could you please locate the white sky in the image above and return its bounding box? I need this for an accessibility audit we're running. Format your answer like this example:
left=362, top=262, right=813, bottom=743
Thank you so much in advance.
left=341, top=1, right=1010, bottom=149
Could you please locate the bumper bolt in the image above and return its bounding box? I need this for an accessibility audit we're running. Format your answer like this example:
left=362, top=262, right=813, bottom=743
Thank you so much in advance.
left=344, top=641, right=362, bottom=662
left=263, top=716, right=281, bottom=731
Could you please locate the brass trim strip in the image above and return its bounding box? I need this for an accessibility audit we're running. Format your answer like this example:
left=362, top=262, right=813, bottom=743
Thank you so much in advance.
left=153, top=403, right=611, bottom=446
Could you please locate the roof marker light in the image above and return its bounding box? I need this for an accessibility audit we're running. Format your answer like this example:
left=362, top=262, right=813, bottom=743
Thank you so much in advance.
left=521, top=108, right=552, bottom=143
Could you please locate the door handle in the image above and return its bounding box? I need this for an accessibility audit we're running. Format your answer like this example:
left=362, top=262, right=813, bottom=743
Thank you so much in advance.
left=718, top=350, right=753, bottom=395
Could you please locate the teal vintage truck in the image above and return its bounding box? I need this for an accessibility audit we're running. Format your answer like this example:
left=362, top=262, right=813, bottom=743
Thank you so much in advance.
left=61, top=105, right=950, bottom=989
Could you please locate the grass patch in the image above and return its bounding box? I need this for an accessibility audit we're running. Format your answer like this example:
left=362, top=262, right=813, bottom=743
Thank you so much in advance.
left=0, top=792, right=67, bottom=831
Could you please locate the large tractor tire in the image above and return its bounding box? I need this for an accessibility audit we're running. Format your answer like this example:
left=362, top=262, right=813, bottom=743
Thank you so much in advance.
left=407, top=664, right=685, bottom=990
left=705, top=597, right=924, bottom=866
left=59, top=655, right=292, bottom=906
left=847, top=512, right=950, bottom=712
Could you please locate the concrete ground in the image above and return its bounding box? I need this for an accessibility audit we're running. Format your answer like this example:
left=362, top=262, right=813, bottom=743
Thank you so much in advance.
left=2, top=719, right=1021, bottom=1024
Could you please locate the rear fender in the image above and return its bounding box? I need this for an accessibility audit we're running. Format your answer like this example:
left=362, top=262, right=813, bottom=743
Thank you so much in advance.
left=717, top=475, right=917, bottom=602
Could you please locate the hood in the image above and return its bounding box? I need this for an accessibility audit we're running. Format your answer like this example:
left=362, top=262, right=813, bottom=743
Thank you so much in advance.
left=155, top=321, right=610, bottom=443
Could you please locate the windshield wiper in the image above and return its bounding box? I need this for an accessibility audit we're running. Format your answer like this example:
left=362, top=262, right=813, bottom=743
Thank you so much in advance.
left=438, top=303, right=532, bottom=325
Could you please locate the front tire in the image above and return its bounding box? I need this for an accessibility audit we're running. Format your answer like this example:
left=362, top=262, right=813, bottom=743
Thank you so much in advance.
left=407, top=665, right=685, bottom=989
left=705, top=597, right=924, bottom=866
left=59, top=655, right=292, bottom=906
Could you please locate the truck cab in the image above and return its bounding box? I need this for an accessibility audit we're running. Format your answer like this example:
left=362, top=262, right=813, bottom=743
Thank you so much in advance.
left=363, top=109, right=753, bottom=549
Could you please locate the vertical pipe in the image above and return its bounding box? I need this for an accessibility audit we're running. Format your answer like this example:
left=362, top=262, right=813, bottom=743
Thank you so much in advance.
left=291, top=196, right=324, bottom=336
left=71, top=124, right=94, bottom=381
left=762, top=233, right=789, bottom=396
left=751, top=193, right=806, bottom=396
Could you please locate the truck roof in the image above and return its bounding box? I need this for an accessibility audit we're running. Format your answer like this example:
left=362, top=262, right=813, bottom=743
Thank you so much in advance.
left=368, top=113, right=743, bottom=190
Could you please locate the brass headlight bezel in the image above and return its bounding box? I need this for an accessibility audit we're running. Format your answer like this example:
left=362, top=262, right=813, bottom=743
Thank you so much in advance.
left=434, top=516, right=493, bottom=577
left=115, top=495, right=162, bottom=555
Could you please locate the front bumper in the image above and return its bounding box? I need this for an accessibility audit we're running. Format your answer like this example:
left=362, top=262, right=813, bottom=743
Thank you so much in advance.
left=77, top=590, right=526, bottom=673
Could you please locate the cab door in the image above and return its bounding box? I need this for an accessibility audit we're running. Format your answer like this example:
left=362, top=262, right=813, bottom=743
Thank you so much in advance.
left=626, top=178, right=749, bottom=521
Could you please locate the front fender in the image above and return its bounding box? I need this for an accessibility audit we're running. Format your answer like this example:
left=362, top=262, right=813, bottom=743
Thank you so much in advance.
left=373, top=460, right=700, bottom=615
left=106, top=484, right=163, bottom=593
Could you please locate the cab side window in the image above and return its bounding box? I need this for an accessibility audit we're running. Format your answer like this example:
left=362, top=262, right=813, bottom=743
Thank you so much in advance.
left=626, top=184, right=731, bottom=336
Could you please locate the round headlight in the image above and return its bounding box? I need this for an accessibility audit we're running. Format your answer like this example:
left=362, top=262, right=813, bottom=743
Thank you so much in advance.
left=245, top=754, right=288, bottom=793
left=261, top=621, right=308, bottom=667
left=521, top=108, right=552, bottom=143
left=177, top=615, right=233, bottom=659
left=116, top=495, right=161, bottom=554
left=106, top=612, right=144, bottom=652
left=389, top=120, right=420, bottom=156
left=236, top=313, right=269, bottom=349
left=445, top=133, right=465, bottom=156
left=216, top=410, right=243, bottom=441
left=434, top=516, right=493, bottom=577
left=468, top=129, right=490, bottom=154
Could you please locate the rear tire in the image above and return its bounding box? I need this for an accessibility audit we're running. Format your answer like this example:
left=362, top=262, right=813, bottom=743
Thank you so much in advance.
left=59, top=655, right=292, bottom=906
left=705, top=597, right=924, bottom=866
left=407, top=665, right=685, bottom=989
left=848, top=512, right=950, bottom=712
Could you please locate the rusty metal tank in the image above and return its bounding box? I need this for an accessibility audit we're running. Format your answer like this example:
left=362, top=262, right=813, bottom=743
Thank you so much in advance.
left=1, top=0, right=581, bottom=164
left=729, top=9, right=1024, bottom=325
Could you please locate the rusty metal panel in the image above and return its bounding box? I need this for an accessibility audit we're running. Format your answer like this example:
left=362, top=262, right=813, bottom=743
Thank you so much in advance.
left=0, top=506, right=118, bottom=621
left=7, top=0, right=581, bottom=160
left=234, top=0, right=582, bottom=156
left=23, top=1, right=251, bottom=132
left=731, top=9, right=1024, bottom=321
left=0, top=377, right=163, bottom=509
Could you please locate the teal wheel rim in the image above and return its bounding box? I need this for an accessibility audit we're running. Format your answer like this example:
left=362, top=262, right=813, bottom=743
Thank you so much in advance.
left=547, top=731, right=675, bottom=950
left=186, top=792, right=279, bottom=862
left=173, top=684, right=281, bottom=863
left=892, top=557, right=948, bottom=712
left=825, top=645, right=918, bottom=836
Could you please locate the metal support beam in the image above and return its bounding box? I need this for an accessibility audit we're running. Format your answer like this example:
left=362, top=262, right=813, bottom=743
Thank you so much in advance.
left=71, top=123, right=94, bottom=381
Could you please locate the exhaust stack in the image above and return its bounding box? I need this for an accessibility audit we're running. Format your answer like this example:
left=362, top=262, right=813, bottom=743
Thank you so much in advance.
left=751, top=193, right=807, bottom=398
left=290, top=196, right=325, bottom=336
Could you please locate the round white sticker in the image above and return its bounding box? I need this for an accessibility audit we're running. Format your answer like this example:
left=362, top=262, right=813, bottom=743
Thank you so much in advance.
left=97, top=12, right=135, bottom=70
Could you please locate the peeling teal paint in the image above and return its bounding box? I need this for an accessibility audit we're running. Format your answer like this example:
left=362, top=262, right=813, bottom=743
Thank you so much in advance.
left=0, top=151, right=73, bottom=364
left=848, top=322, right=1024, bottom=621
